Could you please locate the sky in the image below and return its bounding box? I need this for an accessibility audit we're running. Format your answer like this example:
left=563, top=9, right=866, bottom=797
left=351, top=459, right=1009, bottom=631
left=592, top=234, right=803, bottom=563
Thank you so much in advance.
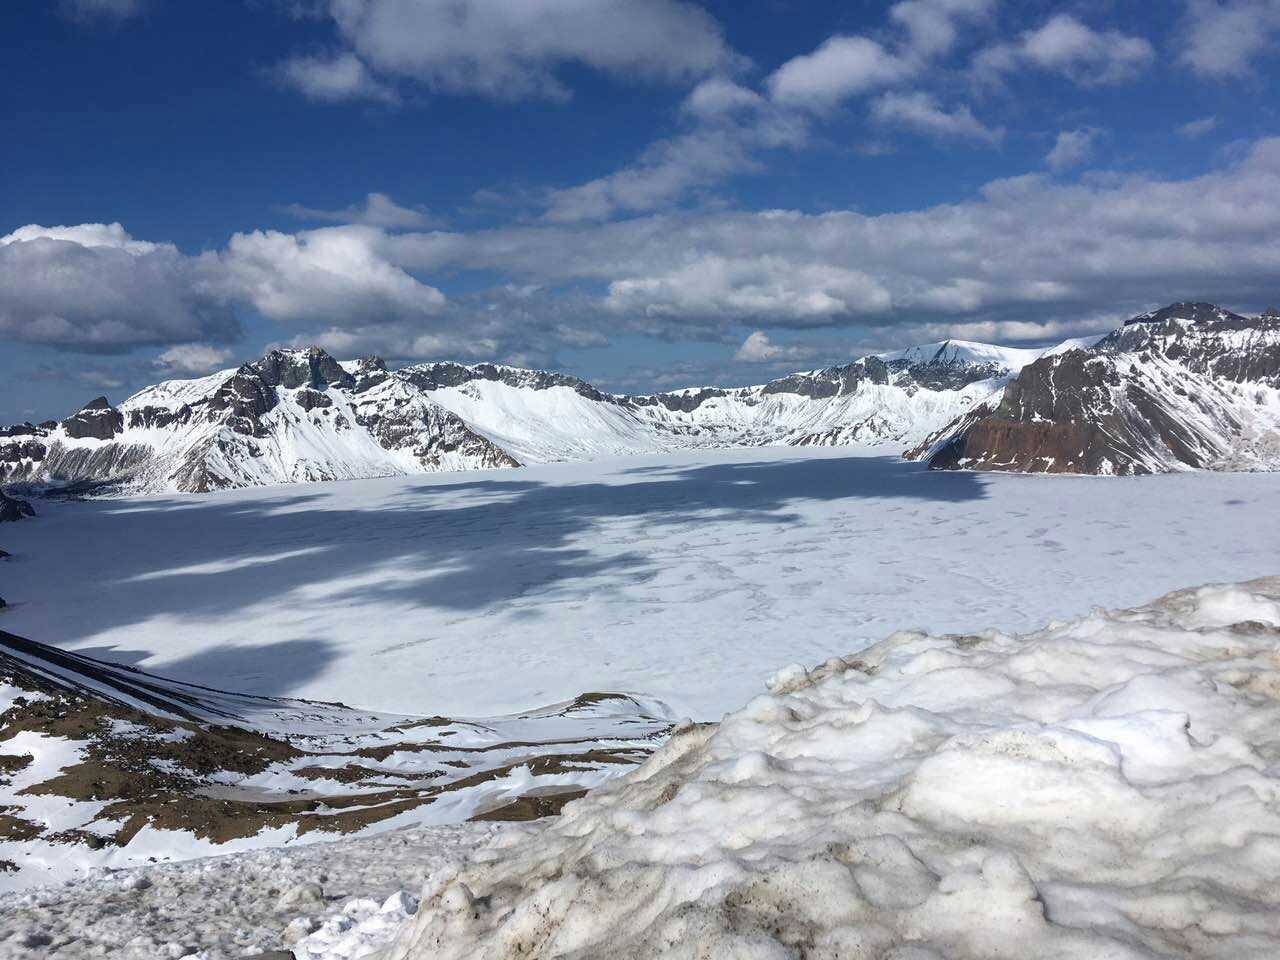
left=3, top=0, right=1280, bottom=421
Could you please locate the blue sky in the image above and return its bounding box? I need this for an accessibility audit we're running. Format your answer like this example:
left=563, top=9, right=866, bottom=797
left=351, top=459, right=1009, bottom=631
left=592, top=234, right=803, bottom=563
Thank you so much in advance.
left=3, top=0, right=1280, bottom=421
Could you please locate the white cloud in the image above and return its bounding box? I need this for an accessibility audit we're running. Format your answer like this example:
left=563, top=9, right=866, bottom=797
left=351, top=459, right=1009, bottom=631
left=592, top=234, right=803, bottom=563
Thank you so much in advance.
left=1179, top=0, right=1280, bottom=79
left=733, top=330, right=822, bottom=364
left=1045, top=127, right=1104, bottom=172
left=974, top=14, right=1154, bottom=87
left=1176, top=116, right=1220, bottom=140
left=14, top=141, right=1280, bottom=362
left=889, top=0, right=997, bottom=58
left=872, top=91, right=1003, bottom=145
left=0, top=224, right=237, bottom=350
left=281, top=192, right=437, bottom=229
left=768, top=37, right=911, bottom=109
left=281, top=0, right=737, bottom=103
left=276, top=51, right=397, bottom=103
left=153, top=344, right=235, bottom=376
left=682, top=78, right=765, bottom=120
left=386, top=137, right=1280, bottom=336
left=218, top=226, right=446, bottom=324
left=768, top=0, right=994, bottom=109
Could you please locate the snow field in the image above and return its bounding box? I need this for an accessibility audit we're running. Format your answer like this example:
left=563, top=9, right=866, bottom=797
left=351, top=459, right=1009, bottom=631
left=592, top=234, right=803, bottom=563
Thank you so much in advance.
left=372, top=577, right=1280, bottom=959
left=2, top=448, right=1278, bottom=720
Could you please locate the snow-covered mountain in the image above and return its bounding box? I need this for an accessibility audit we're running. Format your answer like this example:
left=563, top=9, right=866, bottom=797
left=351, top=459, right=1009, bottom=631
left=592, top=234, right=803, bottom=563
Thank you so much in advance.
left=0, top=339, right=1038, bottom=494
left=911, top=303, right=1280, bottom=475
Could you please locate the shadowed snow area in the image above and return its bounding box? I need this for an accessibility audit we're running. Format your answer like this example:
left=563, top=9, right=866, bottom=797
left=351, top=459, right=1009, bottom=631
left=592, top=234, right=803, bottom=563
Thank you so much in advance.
left=2, top=447, right=1279, bottom=718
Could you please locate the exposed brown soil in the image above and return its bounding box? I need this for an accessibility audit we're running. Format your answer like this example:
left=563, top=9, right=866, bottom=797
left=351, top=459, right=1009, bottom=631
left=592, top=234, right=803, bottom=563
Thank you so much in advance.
left=1, top=631, right=670, bottom=863
left=471, top=789, right=588, bottom=822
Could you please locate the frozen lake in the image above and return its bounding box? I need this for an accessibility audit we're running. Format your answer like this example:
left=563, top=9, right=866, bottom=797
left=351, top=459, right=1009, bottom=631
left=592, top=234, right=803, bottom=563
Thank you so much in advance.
left=4, top=447, right=1279, bottom=719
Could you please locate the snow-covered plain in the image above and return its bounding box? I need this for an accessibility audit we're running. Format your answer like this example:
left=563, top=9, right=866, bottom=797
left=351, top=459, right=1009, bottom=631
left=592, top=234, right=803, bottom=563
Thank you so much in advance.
left=3, top=447, right=1279, bottom=721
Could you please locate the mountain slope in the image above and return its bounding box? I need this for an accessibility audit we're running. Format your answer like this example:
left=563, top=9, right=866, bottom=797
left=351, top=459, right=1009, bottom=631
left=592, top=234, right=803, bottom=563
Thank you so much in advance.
left=911, top=303, right=1280, bottom=475
left=1, top=340, right=1038, bottom=494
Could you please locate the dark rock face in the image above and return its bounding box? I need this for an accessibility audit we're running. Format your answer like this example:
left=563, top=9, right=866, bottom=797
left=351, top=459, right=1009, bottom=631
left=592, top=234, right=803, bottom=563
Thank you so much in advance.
left=0, top=490, right=35, bottom=522
left=1124, top=302, right=1246, bottom=327
left=350, top=356, right=389, bottom=394
left=61, top=398, right=124, bottom=441
left=251, top=347, right=355, bottom=391
left=402, top=362, right=612, bottom=403
left=127, top=405, right=194, bottom=431
left=296, top=388, right=333, bottom=412
left=628, top=388, right=730, bottom=413
left=918, top=303, right=1280, bottom=475
left=209, top=374, right=278, bottom=436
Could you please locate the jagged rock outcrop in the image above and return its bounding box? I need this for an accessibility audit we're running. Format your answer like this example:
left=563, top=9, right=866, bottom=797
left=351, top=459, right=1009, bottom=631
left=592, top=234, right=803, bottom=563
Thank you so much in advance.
left=60, top=397, right=124, bottom=441
left=0, top=490, right=34, bottom=522
left=913, top=303, right=1280, bottom=475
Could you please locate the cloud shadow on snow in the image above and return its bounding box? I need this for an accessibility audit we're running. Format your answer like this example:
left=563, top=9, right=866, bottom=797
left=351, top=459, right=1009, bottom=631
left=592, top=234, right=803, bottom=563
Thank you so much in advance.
left=24, top=455, right=987, bottom=693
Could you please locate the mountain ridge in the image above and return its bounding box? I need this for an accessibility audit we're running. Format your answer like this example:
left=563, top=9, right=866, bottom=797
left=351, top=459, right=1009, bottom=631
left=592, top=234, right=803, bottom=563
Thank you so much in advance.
left=911, top=302, right=1280, bottom=475
left=0, top=336, right=1040, bottom=495
left=6, top=302, right=1278, bottom=494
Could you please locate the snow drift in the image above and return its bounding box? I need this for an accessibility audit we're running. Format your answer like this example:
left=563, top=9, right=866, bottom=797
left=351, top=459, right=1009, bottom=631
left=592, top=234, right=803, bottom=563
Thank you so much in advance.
left=375, top=576, right=1280, bottom=960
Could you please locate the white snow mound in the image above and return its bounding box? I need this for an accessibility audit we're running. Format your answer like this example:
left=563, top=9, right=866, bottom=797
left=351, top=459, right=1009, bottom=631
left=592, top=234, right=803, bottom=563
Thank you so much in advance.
left=376, top=576, right=1280, bottom=960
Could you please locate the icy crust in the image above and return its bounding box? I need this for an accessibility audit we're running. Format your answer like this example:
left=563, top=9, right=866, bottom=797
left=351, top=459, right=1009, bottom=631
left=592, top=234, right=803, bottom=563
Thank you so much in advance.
left=379, top=577, right=1280, bottom=960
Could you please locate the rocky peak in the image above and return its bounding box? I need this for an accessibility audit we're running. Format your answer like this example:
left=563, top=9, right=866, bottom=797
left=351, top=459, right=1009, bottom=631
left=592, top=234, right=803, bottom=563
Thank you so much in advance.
left=249, top=346, right=355, bottom=391
left=1124, top=302, right=1247, bottom=327
left=61, top=397, right=124, bottom=441
left=350, top=356, right=390, bottom=393
left=401, top=362, right=610, bottom=402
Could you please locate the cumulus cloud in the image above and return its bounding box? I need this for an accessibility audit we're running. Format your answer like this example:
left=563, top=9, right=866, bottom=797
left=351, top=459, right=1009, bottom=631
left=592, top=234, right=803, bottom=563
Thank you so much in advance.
left=11, top=141, right=1280, bottom=364
left=767, top=37, right=912, bottom=109
left=544, top=78, right=806, bottom=221
left=0, top=223, right=238, bottom=350
left=1179, top=0, right=1280, bottom=79
left=871, top=91, right=1003, bottom=145
left=1045, top=127, right=1104, bottom=172
left=153, top=344, right=236, bottom=376
left=1177, top=116, right=1220, bottom=140
left=974, top=14, right=1154, bottom=86
left=279, top=0, right=736, bottom=103
left=889, top=0, right=997, bottom=58
left=275, top=51, right=397, bottom=103
left=544, top=0, right=998, bottom=220
left=768, top=0, right=994, bottom=109
left=280, top=192, right=438, bottom=229
left=218, top=226, right=446, bottom=324
left=387, top=137, right=1280, bottom=336
left=733, top=331, right=824, bottom=364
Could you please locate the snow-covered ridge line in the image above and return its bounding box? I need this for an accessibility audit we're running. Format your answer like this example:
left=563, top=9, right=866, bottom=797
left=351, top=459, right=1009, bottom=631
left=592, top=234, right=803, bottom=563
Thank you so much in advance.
left=363, top=575, right=1280, bottom=960
left=914, top=303, right=1280, bottom=475
left=0, top=334, right=1064, bottom=495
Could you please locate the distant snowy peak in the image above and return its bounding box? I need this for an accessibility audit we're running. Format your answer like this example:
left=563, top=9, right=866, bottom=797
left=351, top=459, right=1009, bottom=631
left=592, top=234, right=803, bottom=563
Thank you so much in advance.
left=0, top=331, right=1096, bottom=495
left=914, top=303, right=1280, bottom=475
left=877, top=338, right=1046, bottom=372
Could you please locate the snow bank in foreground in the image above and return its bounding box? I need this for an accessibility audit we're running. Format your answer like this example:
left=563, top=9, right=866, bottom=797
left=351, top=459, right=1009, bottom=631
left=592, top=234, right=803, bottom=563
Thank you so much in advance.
left=376, top=577, right=1280, bottom=960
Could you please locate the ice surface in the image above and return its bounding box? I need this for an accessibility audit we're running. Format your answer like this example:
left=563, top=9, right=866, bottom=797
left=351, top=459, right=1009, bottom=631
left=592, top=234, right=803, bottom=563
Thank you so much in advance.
left=373, top=577, right=1280, bottom=960
left=3, top=448, right=1277, bottom=720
